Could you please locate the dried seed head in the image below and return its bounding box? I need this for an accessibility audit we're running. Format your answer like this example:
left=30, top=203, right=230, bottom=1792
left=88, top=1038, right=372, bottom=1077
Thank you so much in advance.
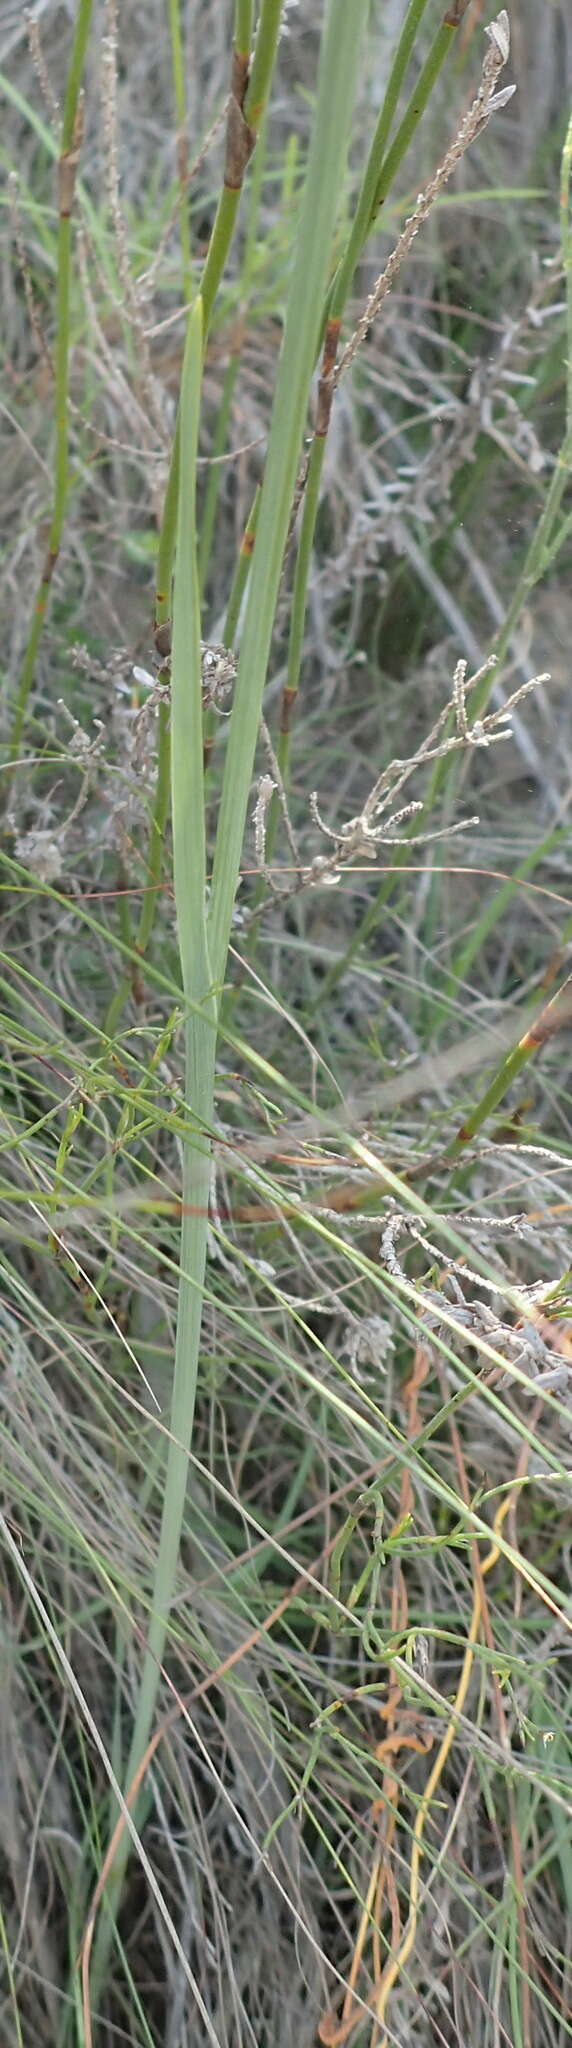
left=485, top=10, right=510, bottom=65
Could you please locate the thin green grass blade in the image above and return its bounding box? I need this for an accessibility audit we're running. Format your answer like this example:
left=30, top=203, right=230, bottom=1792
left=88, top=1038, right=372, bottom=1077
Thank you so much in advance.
left=91, top=293, right=216, bottom=1977
left=208, top=0, right=371, bottom=987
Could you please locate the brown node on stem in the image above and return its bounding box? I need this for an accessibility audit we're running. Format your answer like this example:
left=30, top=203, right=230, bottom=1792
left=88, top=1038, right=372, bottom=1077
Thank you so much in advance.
left=58, top=98, right=84, bottom=218
left=510, top=971, right=572, bottom=1057
left=176, top=132, right=189, bottom=188
left=131, top=953, right=145, bottom=1007
left=41, top=545, right=58, bottom=589
left=154, top=620, right=172, bottom=659
left=280, top=686, right=297, bottom=738
left=443, top=0, right=471, bottom=26
left=526, top=977, right=572, bottom=1048
left=225, top=50, right=256, bottom=191
left=316, top=317, right=341, bottom=437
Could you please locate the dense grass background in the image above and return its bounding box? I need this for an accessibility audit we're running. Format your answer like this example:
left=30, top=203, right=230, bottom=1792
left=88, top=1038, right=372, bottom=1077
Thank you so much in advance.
left=2, top=3, right=572, bottom=2044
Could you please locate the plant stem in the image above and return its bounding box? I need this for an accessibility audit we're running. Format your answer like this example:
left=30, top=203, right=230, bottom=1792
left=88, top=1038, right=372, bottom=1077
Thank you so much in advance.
left=93, top=7, right=371, bottom=1991
left=167, top=0, right=192, bottom=299
left=136, top=297, right=214, bottom=1736
left=326, top=0, right=432, bottom=326
left=224, top=482, right=261, bottom=645
left=92, top=295, right=213, bottom=1988
left=200, top=0, right=280, bottom=336
left=445, top=972, right=572, bottom=1161
left=151, top=0, right=274, bottom=671
left=198, top=351, right=241, bottom=598
left=199, top=105, right=268, bottom=610
left=259, top=430, right=325, bottom=882
left=266, top=0, right=465, bottom=880
left=114, top=3, right=278, bottom=1013
left=372, top=2, right=468, bottom=220
left=208, top=0, right=370, bottom=988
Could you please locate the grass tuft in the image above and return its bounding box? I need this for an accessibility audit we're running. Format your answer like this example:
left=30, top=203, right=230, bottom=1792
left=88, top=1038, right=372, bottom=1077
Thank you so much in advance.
left=1, top=5, right=572, bottom=2046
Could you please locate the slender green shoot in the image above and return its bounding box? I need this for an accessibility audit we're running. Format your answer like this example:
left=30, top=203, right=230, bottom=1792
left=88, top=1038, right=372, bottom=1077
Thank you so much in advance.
left=445, top=971, right=572, bottom=1162
left=265, top=0, right=471, bottom=888
left=208, top=0, right=370, bottom=986
left=92, top=293, right=213, bottom=1977
left=167, top=0, right=193, bottom=299
left=372, top=1, right=468, bottom=220
left=200, top=0, right=279, bottom=338
left=224, top=482, right=260, bottom=645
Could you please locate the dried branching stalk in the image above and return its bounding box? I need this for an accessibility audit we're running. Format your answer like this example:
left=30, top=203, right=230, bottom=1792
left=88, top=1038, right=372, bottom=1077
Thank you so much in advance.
left=337, top=13, right=514, bottom=388
left=287, top=14, right=515, bottom=545
left=260, top=716, right=303, bottom=876
left=252, top=656, right=549, bottom=904
left=381, top=1206, right=572, bottom=1408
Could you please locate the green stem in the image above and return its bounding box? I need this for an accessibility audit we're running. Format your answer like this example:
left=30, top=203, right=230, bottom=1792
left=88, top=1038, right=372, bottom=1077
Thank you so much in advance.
left=445, top=972, right=572, bottom=1161
left=282, top=431, right=326, bottom=709
left=372, top=6, right=463, bottom=219
left=198, top=351, right=241, bottom=598
left=155, top=433, right=180, bottom=629
left=92, top=5, right=374, bottom=1987
left=263, top=0, right=463, bottom=882
left=147, top=0, right=276, bottom=715
left=236, top=0, right=254, bottom=49
left=151, top=0, right=268, bottom=657
left=200, top=184, right=244, bottom=338
left=208, top=0, right=370, bottom=988
left=260, top=433, right=326, bottom=885
left=327, top=0, right=432, bottom=325
left=131, top=695, right=171, bottom=968
left=468, top=453, right=572, bottom=731
left=93, top=296, right=213, bottom=1989
left=104, top=3, right=278, bottom=1034
left=167, top=0, right=193, bottom=298
left=243, top=0, right=281, bottom=128
left=200, top=0, right=280, bottom=336
left=203, top=485, right=262, bottom=787
left=199, top=102, right=267, bottom=608
left=224, top=483, right=260, bottom=645
left=432, top=826, right=568, bottom=1036
left=104, top=347, right=181, bottom=1034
